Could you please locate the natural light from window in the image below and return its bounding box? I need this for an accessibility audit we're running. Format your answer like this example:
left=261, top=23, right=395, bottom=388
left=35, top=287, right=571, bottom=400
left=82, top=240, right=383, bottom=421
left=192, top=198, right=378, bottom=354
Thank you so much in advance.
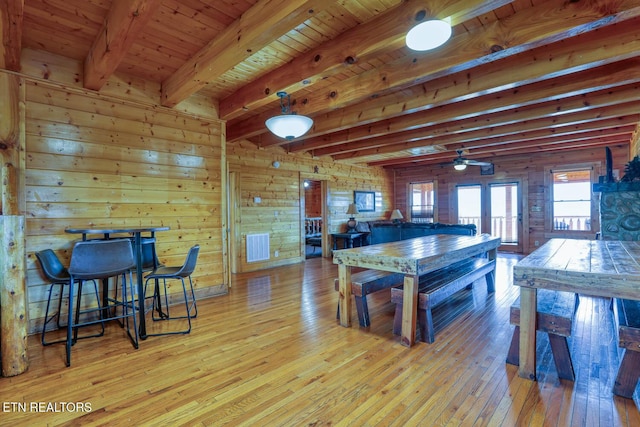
left=552, top=169, right=591, bottom=231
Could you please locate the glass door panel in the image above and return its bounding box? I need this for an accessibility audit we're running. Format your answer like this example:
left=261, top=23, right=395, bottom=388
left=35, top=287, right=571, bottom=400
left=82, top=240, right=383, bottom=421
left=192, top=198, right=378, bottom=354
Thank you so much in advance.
left=489, top=182, right=521, bottom=251
left=457, top=185, right=482, bottom=234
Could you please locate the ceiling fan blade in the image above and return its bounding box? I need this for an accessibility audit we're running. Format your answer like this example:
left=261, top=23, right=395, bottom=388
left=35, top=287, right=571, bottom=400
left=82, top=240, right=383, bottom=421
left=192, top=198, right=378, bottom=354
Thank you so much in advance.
left=464, top=159, right=492, bottom=166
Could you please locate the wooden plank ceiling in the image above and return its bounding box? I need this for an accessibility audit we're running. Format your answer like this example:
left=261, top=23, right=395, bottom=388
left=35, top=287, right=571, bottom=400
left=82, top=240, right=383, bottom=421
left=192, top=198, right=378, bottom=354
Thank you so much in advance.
left=4, top=0, right=640, bottom=169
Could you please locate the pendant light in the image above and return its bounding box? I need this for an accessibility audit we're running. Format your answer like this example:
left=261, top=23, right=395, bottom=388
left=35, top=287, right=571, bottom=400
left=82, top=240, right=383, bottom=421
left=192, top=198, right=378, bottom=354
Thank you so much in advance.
left=406, top=18, right=452, bottom=51
left=265, top=91, right=314, bottom=140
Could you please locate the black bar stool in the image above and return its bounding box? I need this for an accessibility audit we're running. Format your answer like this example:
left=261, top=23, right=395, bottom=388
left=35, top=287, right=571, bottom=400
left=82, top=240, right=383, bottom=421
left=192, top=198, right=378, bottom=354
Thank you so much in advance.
left=36, top=249, right=104, bottom=346
left=144, top=245, right=200, bottom=336
left=65, top=239, right=138, bottom=367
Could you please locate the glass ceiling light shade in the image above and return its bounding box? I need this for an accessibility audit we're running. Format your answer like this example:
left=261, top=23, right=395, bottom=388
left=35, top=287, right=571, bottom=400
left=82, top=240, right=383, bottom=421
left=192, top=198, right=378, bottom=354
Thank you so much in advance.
left=406, top=19, right=452, bottom=51
left=265, top=91, right=313, bottom=140
left=454, top=163, right=467, bottom=171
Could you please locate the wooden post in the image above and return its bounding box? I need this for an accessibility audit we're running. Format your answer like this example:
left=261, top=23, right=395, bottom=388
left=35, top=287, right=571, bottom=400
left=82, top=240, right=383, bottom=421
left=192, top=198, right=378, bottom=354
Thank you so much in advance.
left=0, top=71, right=28, bottom=376
left=0, top=215, right=28, bottom=376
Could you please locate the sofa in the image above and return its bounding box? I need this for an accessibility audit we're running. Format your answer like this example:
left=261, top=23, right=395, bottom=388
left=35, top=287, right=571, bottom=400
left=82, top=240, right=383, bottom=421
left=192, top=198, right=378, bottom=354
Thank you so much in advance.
left=356, top=220, right=476, bottom=245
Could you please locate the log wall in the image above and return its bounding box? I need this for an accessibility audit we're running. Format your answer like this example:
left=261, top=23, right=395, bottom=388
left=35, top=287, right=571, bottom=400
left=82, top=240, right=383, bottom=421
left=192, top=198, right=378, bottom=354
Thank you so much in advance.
left=227, top=140, right=393, bottom=272
left=392, top=144, right=629, bottom=254
left=23, top=79, right=227, bottom=334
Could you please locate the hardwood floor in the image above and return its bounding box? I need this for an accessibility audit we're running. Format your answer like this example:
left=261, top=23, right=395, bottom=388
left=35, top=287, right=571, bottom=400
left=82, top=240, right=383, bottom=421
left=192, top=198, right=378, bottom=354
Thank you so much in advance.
left=2, top=254, right=639, bottom=426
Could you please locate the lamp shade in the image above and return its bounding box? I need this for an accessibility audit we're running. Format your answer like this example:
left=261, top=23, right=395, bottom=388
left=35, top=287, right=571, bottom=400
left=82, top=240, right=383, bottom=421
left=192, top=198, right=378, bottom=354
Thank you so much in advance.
left=265, top=114, right=314, bottom=140
left=454, top=163, right=467, bottom=171
left=346, top=203, right=360, bottom=216
left=390, top=209, right=404, bottom=221
left=406, top=19, right=452, bottom=51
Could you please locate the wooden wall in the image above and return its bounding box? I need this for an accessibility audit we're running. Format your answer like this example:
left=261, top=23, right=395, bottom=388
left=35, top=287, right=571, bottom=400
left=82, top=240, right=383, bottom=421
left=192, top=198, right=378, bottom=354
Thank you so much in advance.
left=22, top=78, right=227, bottom=334
left=392, top=144, right=629, bottom=254
left=227, top=140, right=393, bottom=272
left=304, top=180, right=322, bottom=217
left=4, top=46, right=396, bottom=333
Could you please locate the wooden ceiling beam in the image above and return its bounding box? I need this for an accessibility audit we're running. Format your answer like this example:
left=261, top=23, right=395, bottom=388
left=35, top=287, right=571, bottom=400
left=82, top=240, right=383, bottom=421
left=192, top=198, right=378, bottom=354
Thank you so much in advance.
left=0, top=0, right=23, bottom=71
left=338, top=123, right=637, bottom=164
left=228, top=0, right=640, bottom=146
left=368, top=135, right=630, bottom=168
left=160, top=0, right=324, bottom=108
left=218, top=0, right=504, bottom=120
left=83, top=0, right=161, bottom=91
left=322, top=112, right=640, bottom=159
left=287, top=58, right=640, bottom=153
left=316, top=85, right=640, bottom=157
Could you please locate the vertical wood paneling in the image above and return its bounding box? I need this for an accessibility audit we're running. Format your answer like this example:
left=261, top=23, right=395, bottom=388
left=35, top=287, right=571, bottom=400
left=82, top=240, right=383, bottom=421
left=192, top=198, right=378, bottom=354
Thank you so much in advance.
left=227, top=141, right=394, bottom=272
left=24, top=81, right=226, bottom=333
left=393, top=145, right=629, bottom=254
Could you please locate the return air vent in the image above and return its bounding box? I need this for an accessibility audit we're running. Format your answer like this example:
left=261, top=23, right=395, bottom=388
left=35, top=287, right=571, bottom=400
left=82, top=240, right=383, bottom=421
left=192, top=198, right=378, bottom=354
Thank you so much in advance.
left=246, top=233, right=270, bottom=262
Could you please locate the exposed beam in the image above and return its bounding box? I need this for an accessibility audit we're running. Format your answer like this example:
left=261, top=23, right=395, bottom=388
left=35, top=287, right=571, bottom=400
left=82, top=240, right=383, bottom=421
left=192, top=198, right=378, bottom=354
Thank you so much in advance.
left=317, top=82, right=640, bottom=158
left=161, top=0, right=325, bottom=108
left=0, top=0, right=23, bottom=71
left=323, top=112, right=640, bottom=159
left=228, top=1, right=640, bottom=143
left=219, top=0, right=506, bottom=120
left=288, top=58, right=640, bottom=153
left=338, top=122, right=637, bottom=164
left=84, top=0, right=161, bottom=91
left=369, top=135, right=630, bottom=167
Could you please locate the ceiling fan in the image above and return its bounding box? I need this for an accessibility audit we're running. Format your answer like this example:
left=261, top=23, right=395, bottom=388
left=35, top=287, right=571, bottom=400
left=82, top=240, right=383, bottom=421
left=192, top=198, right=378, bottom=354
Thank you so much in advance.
left=450, top=149, right=492, bottom=171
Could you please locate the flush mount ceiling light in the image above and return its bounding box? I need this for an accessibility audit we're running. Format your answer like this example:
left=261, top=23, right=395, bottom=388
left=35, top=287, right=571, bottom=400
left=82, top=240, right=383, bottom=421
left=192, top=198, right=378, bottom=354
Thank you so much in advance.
left=265, top=91, right=313, bottom=140
left=406, top=18, right=452, bottom=51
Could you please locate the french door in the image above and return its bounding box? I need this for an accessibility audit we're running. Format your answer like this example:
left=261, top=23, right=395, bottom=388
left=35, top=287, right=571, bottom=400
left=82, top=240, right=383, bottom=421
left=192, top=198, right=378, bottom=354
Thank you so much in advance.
left=456, top=180, right=523, bottom=252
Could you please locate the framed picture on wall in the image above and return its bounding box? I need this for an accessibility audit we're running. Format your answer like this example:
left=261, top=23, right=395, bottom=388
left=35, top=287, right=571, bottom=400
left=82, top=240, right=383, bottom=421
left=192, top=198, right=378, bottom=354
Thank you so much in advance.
left=354, top=191, right=375, bottom=212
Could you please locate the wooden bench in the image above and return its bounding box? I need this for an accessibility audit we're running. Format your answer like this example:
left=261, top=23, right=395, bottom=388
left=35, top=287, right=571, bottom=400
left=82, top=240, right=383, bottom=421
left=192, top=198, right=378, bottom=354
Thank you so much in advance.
left=390, top=257, right=496, bottom=343
left=506, top=289, right=579, bottom=381
left=334, top=269, right=405, bottom=327
left=612, top=298, right=640, bottom=398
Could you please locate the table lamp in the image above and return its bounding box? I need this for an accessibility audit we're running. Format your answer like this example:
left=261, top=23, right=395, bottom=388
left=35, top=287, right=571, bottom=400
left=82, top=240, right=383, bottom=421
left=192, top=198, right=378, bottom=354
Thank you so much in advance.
left=390, top=209, right=404, bottom=224
left=346, top=203, right=360, bottom=233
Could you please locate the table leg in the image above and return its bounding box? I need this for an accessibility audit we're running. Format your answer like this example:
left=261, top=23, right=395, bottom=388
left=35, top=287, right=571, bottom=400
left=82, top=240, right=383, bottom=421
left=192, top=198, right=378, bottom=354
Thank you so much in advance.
left=518, top=287, right=537, bottom=380
left=401, top=274, right=419, bottom=347
left=133, top=232, right=147, bottom=339
left=338, top=264, right=352, bottom=327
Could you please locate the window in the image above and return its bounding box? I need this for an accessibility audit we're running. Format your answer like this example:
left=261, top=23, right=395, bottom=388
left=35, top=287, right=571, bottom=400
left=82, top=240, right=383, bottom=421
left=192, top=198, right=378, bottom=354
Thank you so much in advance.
left=410, top=181, right=435, bottom=223
left=550, top=168, right=593, bottom=231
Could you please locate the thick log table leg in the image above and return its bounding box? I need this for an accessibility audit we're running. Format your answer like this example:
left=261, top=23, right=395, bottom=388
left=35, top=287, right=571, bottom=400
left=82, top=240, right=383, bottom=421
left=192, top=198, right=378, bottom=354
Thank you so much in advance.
left=518, top=286, right=538, bottom=380
left=338, top=264, right=352, bottom=327
left=401, top=274, right=419, bottom=347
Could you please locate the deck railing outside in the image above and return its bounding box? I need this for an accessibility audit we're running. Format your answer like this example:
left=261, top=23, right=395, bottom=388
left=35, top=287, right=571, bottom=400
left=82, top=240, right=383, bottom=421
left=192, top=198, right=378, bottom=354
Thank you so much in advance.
left=458, top=216, right=518, bottom=244
left=553, top=216, right=591, bottom=231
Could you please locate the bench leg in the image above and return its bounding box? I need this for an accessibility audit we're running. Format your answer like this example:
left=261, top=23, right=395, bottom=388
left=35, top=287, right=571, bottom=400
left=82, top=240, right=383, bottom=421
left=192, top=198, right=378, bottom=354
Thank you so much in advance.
left=419, top=308, right=435, bottom=344
left=394, top=303, right=435, bottom=343
left=393, top=304, right=402, bottom=335
left=613, top=350, right=640, bottom=398
left=506, top=326, right=520, bottom=366
left=485, top=271, right=495, bottom=293
left=548, top=334, right=575, bottom=381
left=506, top=327, right=575, bottom=381
left=355, top=296, right=370, bottom=327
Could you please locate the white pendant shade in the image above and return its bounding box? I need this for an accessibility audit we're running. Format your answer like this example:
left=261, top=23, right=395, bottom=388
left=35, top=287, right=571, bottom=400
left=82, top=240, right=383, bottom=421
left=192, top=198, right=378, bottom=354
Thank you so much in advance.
left=454, top=163, right=467, bottom=171
left=265, top=114, right=314, bottom=140
left=406, top=19, right=452, bottom=51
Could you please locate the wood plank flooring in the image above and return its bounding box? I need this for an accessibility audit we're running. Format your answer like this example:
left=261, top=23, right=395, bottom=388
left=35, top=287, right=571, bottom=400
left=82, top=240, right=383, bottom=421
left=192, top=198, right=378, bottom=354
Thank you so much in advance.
left=1, top=253, right=639, bottom=426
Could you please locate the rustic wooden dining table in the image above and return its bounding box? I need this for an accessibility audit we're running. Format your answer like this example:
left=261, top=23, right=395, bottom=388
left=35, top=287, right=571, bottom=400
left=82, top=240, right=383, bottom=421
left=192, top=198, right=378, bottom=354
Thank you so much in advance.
left=333, top=233, right=501, bottom=347
left=65, top=226, right=170, bottom=339
left=513, top=238, right=640, bottom=383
